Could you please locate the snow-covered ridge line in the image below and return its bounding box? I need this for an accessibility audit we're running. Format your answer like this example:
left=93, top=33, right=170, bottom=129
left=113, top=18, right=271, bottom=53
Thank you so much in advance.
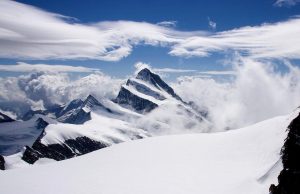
left=122, top=85, right=164, bottom=105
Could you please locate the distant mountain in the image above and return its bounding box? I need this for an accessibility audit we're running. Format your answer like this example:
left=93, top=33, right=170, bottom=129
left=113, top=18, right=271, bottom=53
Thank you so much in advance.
left=0, top=112, right=14, bottom=123
left=22, top=95, right=115, bottom=125
left=57, top=95, right=114, bottom=124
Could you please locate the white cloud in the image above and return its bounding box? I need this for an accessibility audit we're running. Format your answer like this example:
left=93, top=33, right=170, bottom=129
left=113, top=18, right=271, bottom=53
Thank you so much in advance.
left=1, top=0, right=300, bottom=61
left=208, top=17, right=217, bottom=30
left=134, top=62, right=152, bottom=75
left=274, top=0, right=300, bottom=7
left=0, top=1, right=190, bottom=61
left=0, top=62, right=99, bottom=73
left=173, top=57, right=300, bottom=130
left=134, top=62, right=196, bottom=76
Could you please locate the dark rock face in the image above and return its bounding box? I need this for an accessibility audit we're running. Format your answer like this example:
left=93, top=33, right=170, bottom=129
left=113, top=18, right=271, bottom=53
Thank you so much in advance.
left=0, top=155, right=4, bottom=170
left=270, top=112, right=300, bottom=194
left=126, top=79, right=166, bottom=101
left=22, top=146, right=42, bottom=164
left=114, top=87, right=158, bottom=113
left=22, top=136, right=108, bottom=164
left=35, top=118, right=49, bottom=129
left=83, top=95, right=113, bottom=113
left=0, top=112, right=14, bottom=123
left=136, top=68, right=183, bottom=101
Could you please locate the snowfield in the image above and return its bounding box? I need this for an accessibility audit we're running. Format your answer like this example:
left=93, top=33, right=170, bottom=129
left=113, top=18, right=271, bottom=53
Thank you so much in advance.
left=0, top=112, right=296, bottom=194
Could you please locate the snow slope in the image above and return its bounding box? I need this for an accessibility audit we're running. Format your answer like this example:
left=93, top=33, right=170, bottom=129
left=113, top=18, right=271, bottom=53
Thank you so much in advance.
left=0, top=111, right=295, bottom=194
left=40, top=112, right=149, bottom=146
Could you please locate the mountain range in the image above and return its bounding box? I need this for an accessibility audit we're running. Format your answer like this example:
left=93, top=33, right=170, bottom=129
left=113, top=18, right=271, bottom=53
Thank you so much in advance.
left=0, top=67, right=210, bottom=169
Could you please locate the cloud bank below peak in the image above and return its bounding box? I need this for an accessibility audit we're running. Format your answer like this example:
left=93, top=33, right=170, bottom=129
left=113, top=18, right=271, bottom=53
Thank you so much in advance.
left=0, top=0, right=300, bottom=62
left=173, top=58, right=300, bottom=130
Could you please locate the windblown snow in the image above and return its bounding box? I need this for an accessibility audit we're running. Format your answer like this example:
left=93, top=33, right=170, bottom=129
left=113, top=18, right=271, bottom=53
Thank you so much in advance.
left=0, top=110, right=296, bottom=194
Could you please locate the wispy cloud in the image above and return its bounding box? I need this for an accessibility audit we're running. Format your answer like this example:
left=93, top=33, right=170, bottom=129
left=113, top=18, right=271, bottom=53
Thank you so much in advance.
left=208, top=17, right=217, bottom=30
left=156, top=21, right=177, bottom=27
left=153, top=68, right=197, bottom=73
left=0, top=0, right=300, bottom=61
left=169, top=16, right=300, bottom=60
left=198, top=70, right=235, bottom=75
left=274, top=0, right=300, bottom=7
left=0, top=62, right=99, bottom=73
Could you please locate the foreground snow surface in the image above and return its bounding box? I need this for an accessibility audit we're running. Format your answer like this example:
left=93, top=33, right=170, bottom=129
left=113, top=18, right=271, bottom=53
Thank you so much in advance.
left=0, top=114, right=293, bottom=194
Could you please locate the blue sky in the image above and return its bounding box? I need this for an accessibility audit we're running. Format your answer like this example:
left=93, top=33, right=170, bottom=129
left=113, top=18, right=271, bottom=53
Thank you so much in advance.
left=16, top=0, right=300, bottom=30
left=0, top=0, right=300, bottom=79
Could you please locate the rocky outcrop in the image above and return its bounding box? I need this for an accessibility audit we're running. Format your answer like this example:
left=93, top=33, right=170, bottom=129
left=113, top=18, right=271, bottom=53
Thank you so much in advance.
left=22, top=146, right=42, bottom=164
left=0, top=155, right=4, bottom=170
left=270, top=112, right=300, bottom=194
left=22, top=136, right=108, bottom=164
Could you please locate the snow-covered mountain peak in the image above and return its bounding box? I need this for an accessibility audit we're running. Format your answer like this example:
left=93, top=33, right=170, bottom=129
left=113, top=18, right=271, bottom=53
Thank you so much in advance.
left=83, top=94, right=112, bottom=112
left=114, top=68, right=187, bottom=114
left=135, top=68, right=182, bottom=101
left=57, top=94, right=114, bottom=124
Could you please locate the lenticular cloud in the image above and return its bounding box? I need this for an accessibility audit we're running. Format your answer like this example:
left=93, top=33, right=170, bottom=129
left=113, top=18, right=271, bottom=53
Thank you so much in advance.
left=1, top=0, right=300, bottom=61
